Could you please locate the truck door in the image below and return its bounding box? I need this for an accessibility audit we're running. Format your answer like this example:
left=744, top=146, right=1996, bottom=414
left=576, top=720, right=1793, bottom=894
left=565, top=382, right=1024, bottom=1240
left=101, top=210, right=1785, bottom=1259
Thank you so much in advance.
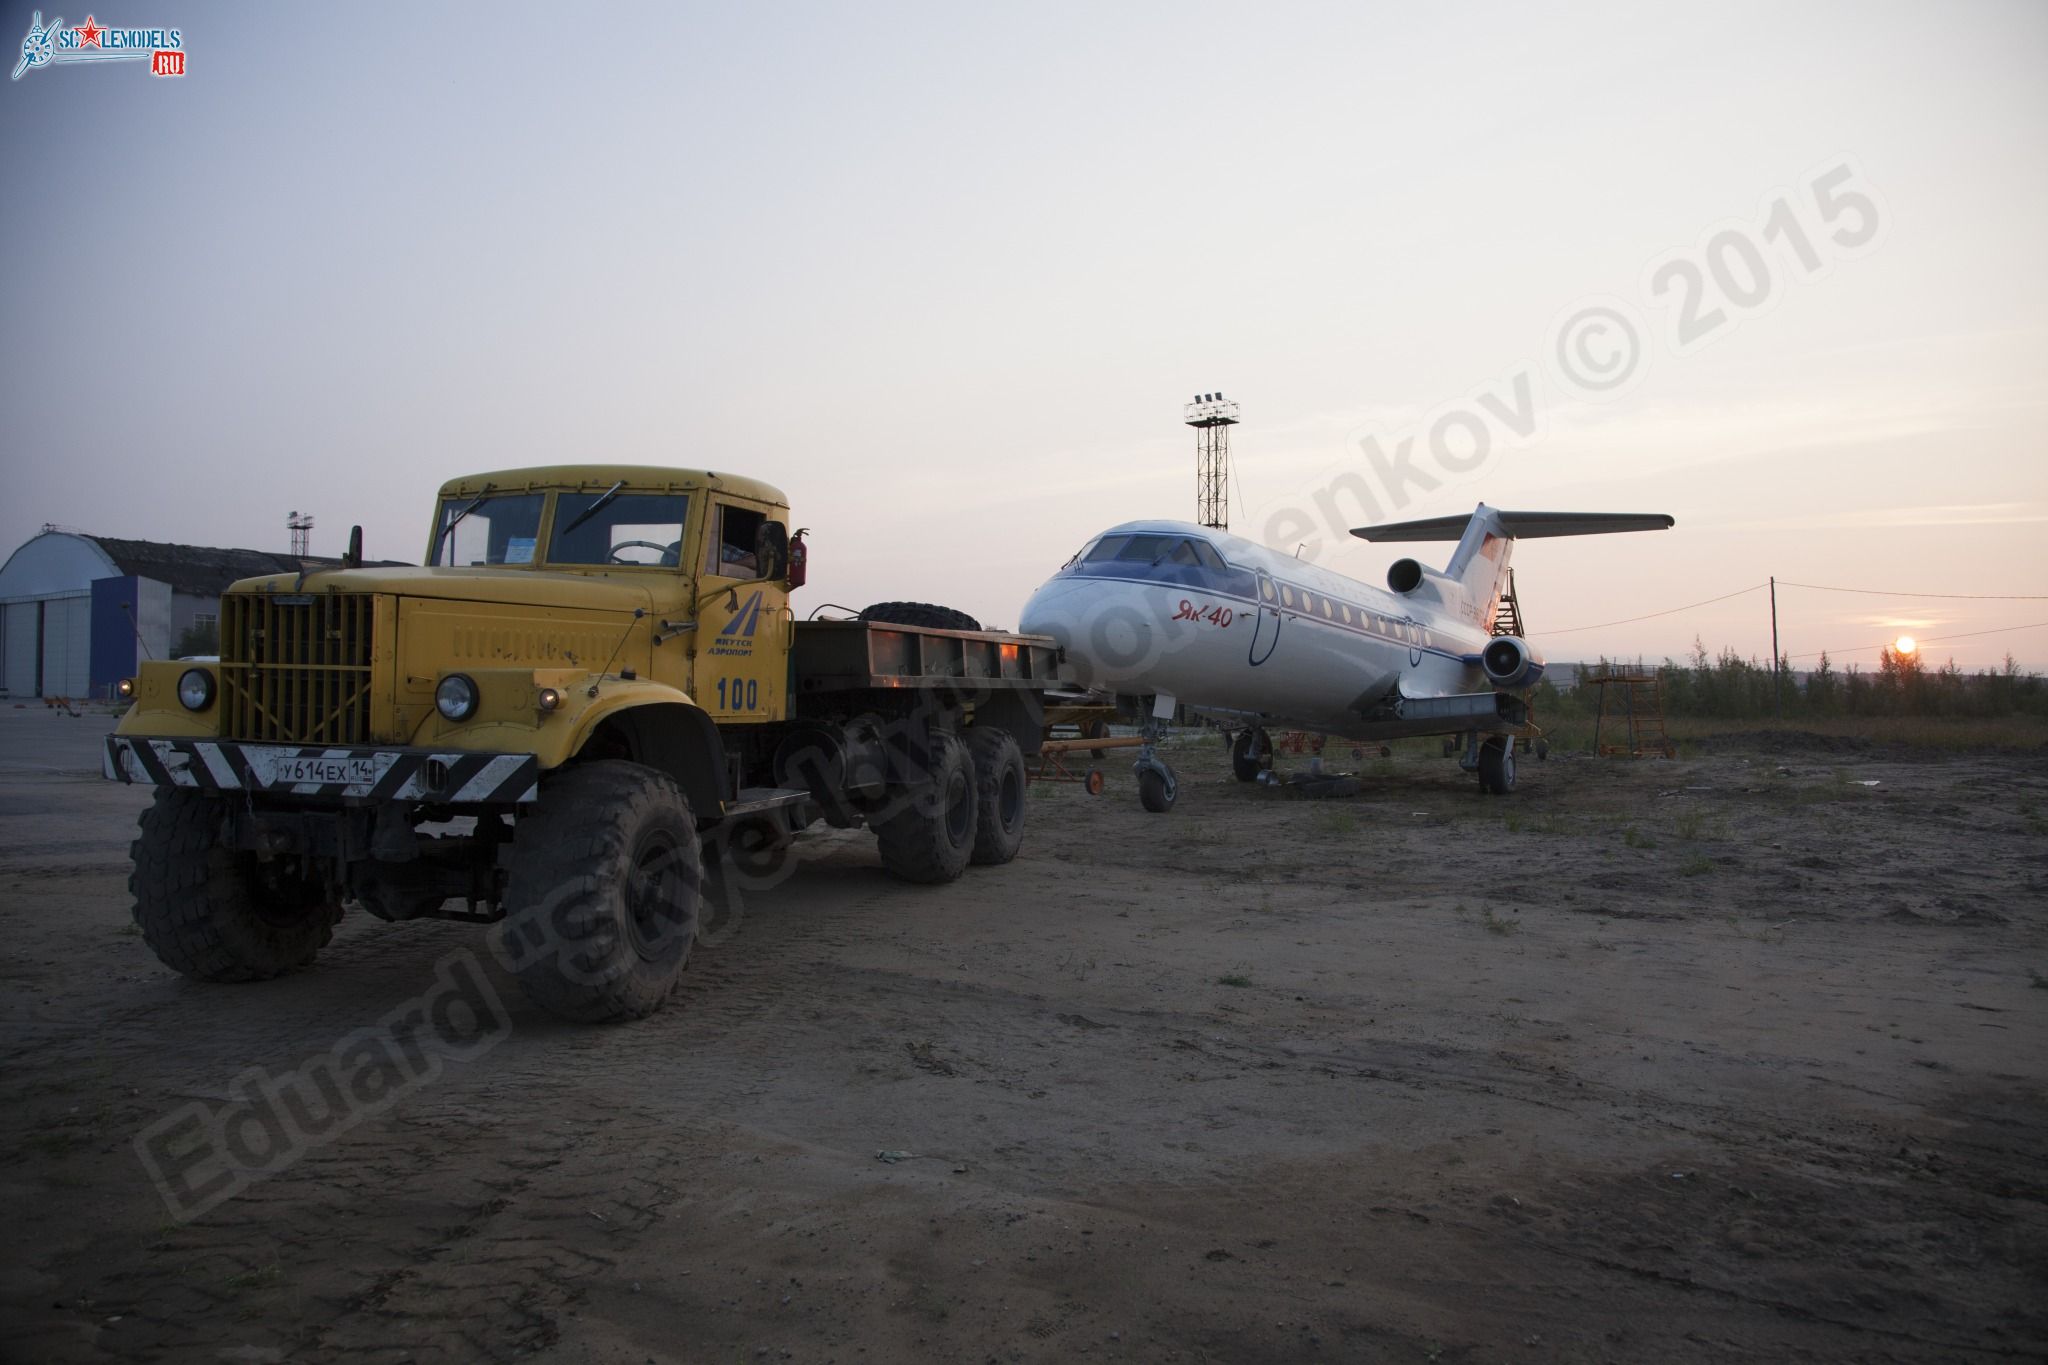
left=695, top=499, right=790, bottom=722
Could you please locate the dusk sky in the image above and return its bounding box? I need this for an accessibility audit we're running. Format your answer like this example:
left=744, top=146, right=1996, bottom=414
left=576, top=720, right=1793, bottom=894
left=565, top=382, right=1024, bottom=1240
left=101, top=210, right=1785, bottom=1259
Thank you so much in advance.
left=4, top=1, right=2044, bottom=666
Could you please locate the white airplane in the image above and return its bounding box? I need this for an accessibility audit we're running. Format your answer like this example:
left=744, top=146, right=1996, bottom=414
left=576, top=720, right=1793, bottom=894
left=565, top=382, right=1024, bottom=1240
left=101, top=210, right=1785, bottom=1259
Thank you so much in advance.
left=1017, top=504, right=1673, bottom=811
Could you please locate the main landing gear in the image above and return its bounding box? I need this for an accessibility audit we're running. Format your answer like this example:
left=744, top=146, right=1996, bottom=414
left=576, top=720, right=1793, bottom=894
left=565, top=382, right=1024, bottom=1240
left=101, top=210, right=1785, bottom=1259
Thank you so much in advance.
left=1134, top=696, right=1178, bottom=813
left=1230, top=726, right=1272, bottom=782
left=1458, top=732, right=1517, bottom=795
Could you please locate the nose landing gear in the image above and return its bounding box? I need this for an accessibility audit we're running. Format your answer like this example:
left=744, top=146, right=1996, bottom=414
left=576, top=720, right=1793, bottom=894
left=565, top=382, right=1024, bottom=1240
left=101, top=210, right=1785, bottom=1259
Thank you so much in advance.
left=1134, top=699, right=1179, bottom=813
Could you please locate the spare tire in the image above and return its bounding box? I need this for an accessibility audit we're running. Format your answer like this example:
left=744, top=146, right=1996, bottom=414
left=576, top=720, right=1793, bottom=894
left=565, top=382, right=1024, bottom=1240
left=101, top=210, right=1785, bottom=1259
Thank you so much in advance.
left=859, top=601, right=982, bottom=632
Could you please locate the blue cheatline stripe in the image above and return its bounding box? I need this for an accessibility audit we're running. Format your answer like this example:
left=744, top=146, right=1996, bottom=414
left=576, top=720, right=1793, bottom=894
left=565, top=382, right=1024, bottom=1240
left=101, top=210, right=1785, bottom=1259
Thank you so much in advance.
left=1062, top=571, right=1476, bottom=664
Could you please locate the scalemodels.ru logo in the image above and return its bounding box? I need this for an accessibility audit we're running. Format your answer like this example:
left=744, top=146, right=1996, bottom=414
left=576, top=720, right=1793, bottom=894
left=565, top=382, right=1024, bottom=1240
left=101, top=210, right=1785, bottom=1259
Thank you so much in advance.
left=13, top=12, right=185, bottom=80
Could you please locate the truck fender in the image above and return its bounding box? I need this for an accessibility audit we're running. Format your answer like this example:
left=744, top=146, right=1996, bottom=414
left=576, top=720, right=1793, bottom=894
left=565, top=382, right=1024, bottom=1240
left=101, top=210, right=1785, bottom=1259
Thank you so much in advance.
left=565, top=685, right=730, bottom=817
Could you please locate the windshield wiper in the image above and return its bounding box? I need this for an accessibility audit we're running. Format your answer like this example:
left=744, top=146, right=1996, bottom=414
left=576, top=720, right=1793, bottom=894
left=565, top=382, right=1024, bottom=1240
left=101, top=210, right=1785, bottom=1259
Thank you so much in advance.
left=555, top=480, right=624, bottom=539
left=435, top=483, right=498, bottom=561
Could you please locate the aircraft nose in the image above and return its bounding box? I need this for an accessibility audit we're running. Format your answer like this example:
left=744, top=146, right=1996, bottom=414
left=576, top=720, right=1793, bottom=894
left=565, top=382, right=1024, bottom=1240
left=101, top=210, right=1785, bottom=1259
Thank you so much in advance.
left=1018, top=580, right=1079, bottom=647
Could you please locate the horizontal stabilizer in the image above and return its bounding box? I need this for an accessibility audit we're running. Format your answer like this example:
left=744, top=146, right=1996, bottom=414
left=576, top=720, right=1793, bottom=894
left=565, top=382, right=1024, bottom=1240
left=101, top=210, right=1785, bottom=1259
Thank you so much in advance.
left=1352, top=510, right=1675, bottom=541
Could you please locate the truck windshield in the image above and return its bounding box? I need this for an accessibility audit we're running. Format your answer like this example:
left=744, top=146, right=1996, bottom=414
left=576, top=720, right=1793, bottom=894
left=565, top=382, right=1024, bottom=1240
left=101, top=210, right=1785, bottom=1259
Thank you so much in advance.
left=432, top=493, right=545, bottom=567
left=549, top=493, right=691, bottom=566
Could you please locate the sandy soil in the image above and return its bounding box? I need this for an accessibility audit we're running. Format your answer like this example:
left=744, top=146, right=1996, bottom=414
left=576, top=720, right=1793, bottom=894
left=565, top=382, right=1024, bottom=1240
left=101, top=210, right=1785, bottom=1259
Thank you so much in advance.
left=1, top=706, right=2044, bottom=1364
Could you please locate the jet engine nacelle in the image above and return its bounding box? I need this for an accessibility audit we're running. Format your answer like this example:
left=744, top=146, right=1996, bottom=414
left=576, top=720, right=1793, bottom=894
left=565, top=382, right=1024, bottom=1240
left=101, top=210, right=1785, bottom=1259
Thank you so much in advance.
left=1386, top=557, right=1458, bottom=608
left=1480, top=635, right=1545, bottom=689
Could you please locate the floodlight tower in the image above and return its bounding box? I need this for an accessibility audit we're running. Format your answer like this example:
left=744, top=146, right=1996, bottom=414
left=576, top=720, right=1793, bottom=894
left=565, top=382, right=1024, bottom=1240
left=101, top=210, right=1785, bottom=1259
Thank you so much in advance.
left=287, top=509, right=314, bottom=558
left=1184, top=392, right=1239, bottom=530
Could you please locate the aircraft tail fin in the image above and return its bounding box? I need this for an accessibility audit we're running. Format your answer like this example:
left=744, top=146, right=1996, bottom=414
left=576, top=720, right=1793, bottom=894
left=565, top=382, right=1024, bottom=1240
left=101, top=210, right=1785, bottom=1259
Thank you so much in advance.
left=1352, top=505, right=1674, bottom=629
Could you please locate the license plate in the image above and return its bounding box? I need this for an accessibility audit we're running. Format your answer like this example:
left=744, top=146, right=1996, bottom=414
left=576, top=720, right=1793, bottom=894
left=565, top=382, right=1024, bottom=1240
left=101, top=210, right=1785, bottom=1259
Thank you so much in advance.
left=265, top=753, right=380, bottom=786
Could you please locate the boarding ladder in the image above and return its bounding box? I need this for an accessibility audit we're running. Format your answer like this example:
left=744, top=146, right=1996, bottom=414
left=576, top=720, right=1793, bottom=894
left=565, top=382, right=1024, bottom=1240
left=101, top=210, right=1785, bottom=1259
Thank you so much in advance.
left=1490, top=570, right=1524, bottom=637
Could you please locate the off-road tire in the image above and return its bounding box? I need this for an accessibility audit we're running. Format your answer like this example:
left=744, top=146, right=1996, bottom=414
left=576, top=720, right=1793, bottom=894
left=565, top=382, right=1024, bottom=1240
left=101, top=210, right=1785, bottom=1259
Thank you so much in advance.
left=875, top=732, right=978, bottom=884
left=965, top=727, right=1026, bottom=866
left=1231, top=727, right=1271, bottom=782
left=858, top=601, right=983, bottom=632
left=498, top=761, right=702, bottom=1023
left=1291, top=776, right=1362, bottom=799
left=131, top=788, right=340, bottom=982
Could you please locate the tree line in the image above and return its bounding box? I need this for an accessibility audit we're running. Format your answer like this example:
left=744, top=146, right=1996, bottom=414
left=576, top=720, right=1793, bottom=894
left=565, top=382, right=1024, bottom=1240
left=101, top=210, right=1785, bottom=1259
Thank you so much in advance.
left=1534, top=640, right=2048, bottom=720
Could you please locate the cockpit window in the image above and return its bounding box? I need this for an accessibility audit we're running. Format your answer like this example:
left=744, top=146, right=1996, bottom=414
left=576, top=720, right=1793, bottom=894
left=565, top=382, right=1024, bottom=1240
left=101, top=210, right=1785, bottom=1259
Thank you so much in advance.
left=1115, top=535, right=1173, bottom=563
left=1190, top=541, right=1228, bottom=571
left=1164, top=541, right=1202, bottom=567
left=1083, top=535, right=1130, bottom=563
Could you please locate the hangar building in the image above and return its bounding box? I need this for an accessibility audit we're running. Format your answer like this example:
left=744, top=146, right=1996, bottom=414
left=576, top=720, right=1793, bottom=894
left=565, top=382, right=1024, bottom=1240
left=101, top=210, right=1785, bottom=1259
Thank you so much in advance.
left=0, top=528, right=390, bottom=700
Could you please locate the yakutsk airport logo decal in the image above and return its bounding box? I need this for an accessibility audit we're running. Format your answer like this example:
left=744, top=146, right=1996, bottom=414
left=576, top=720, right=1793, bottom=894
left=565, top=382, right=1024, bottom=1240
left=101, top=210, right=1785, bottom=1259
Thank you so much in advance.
left=14, top=13, right=185, bottom=80
left=708, top=591, right=764, bottom=657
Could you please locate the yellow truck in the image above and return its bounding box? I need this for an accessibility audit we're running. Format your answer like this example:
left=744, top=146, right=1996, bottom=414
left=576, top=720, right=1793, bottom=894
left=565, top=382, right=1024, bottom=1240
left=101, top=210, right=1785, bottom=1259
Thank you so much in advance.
left=105, top=466, right=1056, bottom=1021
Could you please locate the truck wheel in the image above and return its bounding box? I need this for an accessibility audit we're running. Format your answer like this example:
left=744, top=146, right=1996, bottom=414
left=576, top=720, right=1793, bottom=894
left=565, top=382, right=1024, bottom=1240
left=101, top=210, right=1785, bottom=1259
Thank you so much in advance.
left=1083, top=717, right=1112, bottom=758
left=1231, top=727, right=1271, bottom=782
left=965, top=728, right=1026, bottom=866
left=875, top=732, right=978, bottom=884
left=858, top=601, right=982, bottom=632
left=130, top=789, right=340, bottom=982
left=499, top=761, right=702, bottom=1023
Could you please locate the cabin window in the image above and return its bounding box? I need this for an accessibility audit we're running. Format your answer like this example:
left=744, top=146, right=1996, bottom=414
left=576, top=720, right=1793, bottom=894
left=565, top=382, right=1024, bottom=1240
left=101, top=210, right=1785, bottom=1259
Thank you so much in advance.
left=1340, top=604, right=1354, bottom=625
left=706, top=503, right=769, bottom=578
left=1320, top=598, right=1333, bottom=618
left=1280, top=585, right=1296, bottom=608
left=1115, top=535, right=1173, bottom=563
left=550, top=491, right=691, bottom=567
left=1083, top=535, right=1130, bottom=563
left=432, top=492, right=545, bottom=567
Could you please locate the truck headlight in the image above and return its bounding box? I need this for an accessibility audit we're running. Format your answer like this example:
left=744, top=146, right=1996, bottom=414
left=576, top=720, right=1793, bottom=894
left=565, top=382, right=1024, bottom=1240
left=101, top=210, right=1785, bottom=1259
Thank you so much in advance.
left=177, top=669, right=215, bottom=711
left=116, top=677, right=135, bottom=700
left=536, top=686, right=562, bottom=712
left=436, top=674, right=479, bottom=721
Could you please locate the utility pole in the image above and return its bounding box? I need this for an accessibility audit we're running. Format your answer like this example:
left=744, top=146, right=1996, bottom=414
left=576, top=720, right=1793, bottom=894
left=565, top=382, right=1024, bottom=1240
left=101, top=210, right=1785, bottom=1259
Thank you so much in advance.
left=1769, top=575, right=1782, bottom=720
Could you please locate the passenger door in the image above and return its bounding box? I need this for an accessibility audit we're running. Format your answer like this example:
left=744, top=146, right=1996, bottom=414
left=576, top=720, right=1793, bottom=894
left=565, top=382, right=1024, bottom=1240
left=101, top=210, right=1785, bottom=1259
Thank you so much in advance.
left=1250, top=566, right=1283, bottom=666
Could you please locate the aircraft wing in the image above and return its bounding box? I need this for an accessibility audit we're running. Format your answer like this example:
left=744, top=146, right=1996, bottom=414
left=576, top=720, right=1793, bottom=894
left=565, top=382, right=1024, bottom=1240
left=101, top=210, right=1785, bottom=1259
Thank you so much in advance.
left=1351, top=510, right=1675, bottom=541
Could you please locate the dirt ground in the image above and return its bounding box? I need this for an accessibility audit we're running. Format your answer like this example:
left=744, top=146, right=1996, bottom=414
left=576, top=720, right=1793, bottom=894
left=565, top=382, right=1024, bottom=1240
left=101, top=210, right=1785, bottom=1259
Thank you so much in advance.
left=2, top=706, right=2044, bottom=1364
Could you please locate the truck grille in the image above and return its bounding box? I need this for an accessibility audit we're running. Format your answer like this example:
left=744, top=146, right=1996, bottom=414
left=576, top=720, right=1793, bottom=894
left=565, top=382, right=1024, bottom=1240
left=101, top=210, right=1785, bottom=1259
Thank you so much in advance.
left=219, top=593, right=375, bottom=743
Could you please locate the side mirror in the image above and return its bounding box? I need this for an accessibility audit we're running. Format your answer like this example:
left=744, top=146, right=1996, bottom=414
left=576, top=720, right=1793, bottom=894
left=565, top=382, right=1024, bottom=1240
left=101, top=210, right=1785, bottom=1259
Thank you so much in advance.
left=755, top=520, right=790, bottom=583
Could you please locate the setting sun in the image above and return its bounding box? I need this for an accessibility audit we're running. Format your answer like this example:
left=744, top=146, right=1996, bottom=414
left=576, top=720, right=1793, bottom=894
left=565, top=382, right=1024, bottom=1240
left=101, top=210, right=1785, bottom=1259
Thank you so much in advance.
left=1894, top=635, right=1919, bottom=656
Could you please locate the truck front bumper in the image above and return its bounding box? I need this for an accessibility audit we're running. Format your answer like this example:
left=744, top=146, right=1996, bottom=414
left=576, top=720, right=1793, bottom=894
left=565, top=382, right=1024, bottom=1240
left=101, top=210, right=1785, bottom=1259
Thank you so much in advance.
left=104, top=737, right=539, bottom=806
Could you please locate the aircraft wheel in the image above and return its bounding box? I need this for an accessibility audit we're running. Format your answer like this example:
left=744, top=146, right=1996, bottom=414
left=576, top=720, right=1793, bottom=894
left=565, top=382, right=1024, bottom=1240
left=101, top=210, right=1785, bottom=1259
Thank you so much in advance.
left=1477, top=737, right=1516, bottom=795
left=1138, top=764, right=1177, bottom=813
left=1230, top=727, right=1271, bottom=782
